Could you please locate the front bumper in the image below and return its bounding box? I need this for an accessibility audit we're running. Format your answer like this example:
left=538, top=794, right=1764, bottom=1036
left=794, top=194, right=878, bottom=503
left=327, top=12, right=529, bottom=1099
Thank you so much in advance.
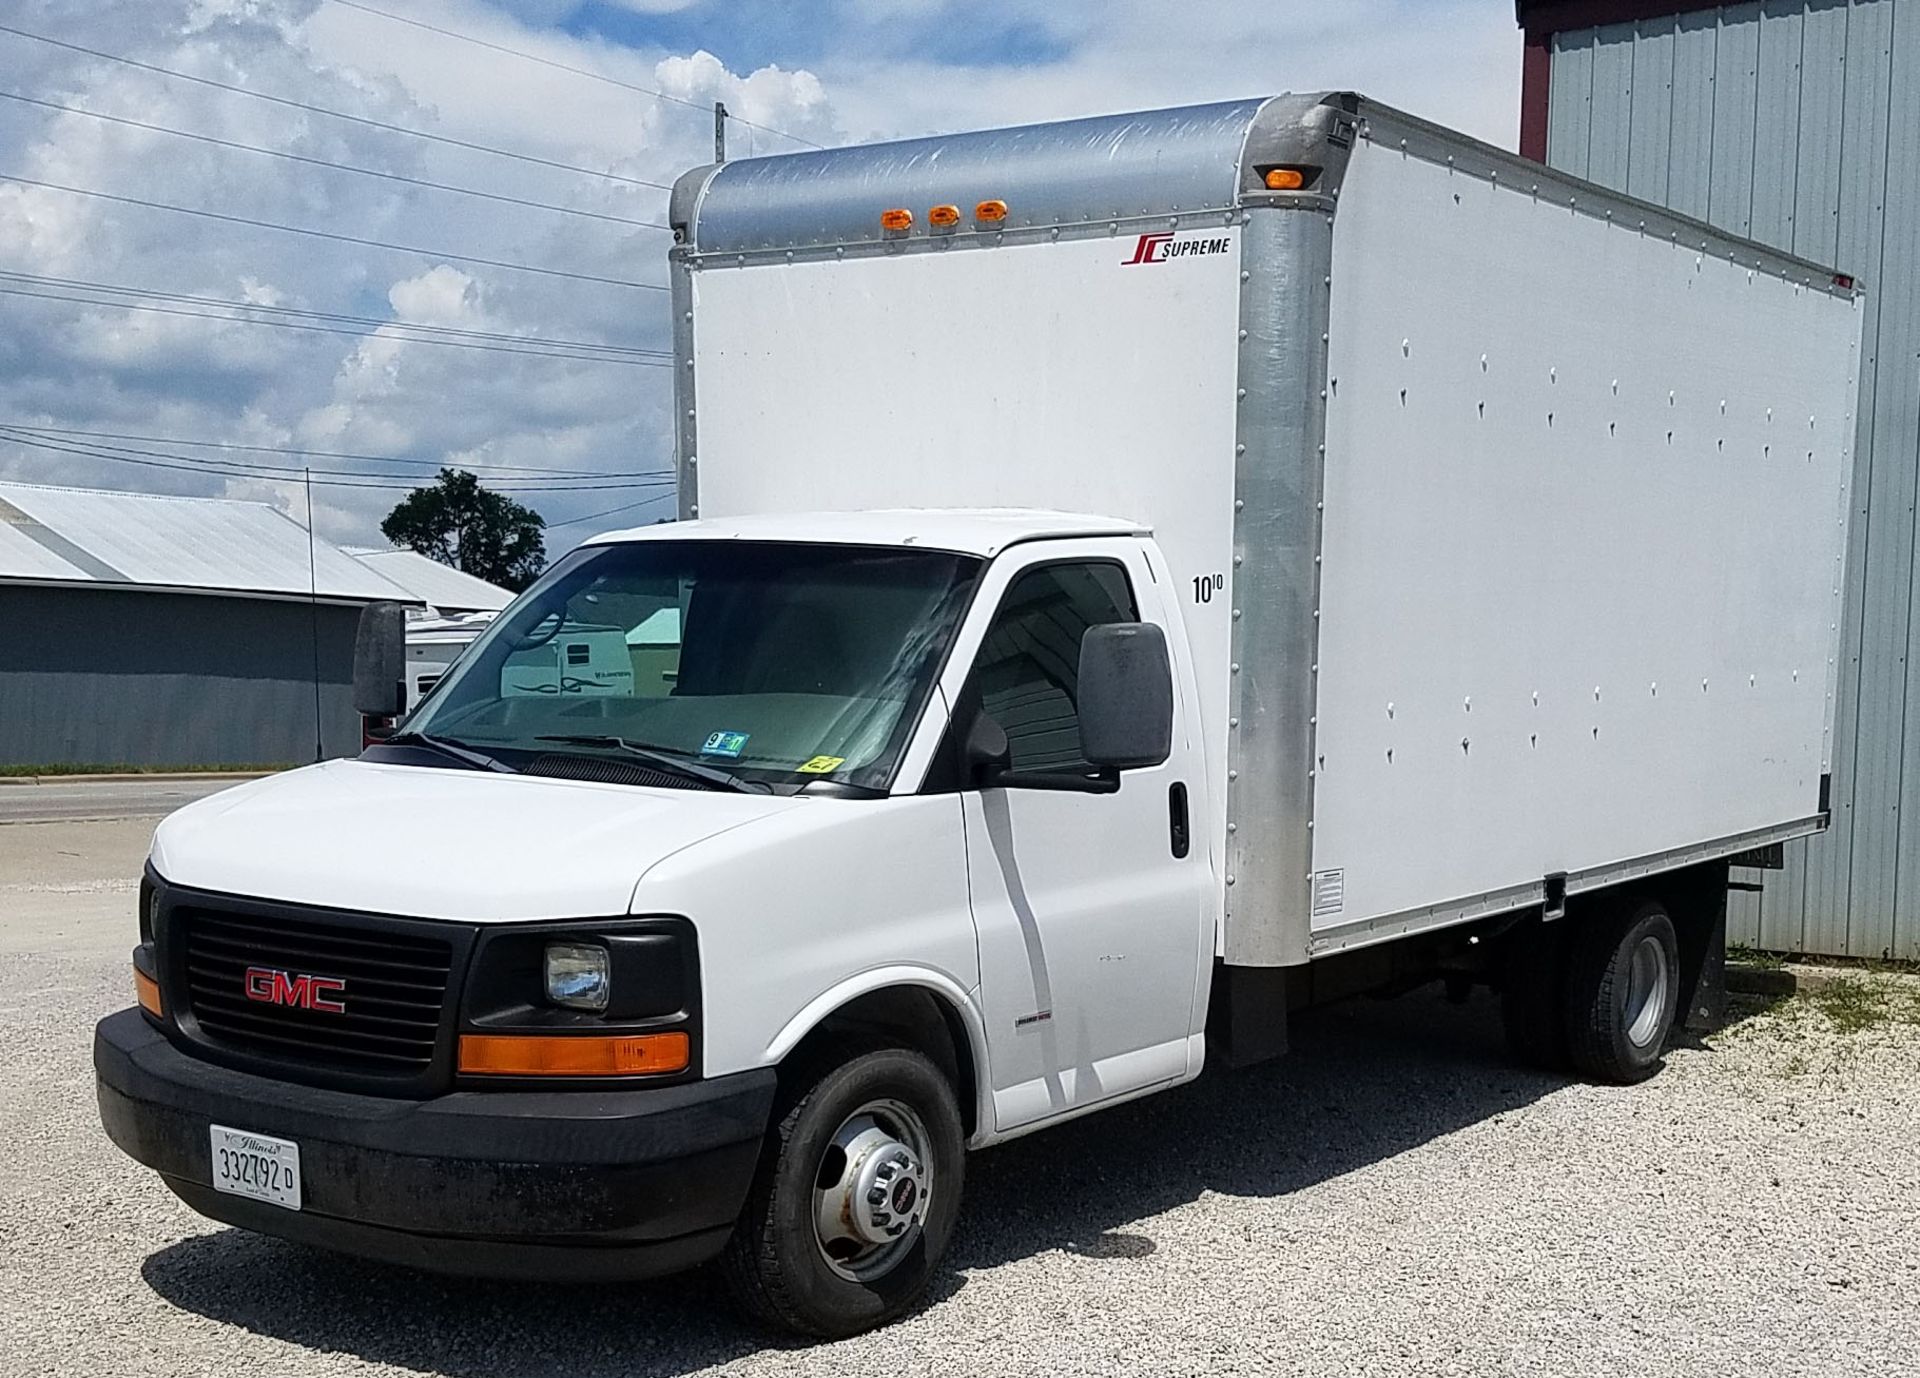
left=94, top=1008, right=776, bottom=1281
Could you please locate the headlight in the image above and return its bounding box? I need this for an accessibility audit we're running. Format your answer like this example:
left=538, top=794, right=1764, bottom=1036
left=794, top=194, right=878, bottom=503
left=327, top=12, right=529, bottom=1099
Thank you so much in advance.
left=544, top=942, right=611, bottom=1012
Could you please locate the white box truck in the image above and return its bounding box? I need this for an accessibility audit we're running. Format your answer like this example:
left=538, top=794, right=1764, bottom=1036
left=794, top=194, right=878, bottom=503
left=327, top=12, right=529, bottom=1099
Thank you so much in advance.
left=96, top=94, right=1860, bottom=1337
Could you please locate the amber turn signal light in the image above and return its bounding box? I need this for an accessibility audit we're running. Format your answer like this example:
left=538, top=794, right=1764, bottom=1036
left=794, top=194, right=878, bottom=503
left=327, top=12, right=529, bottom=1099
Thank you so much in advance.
left=879, top=208, right=913, bottom=231
left=1264, top=167, right=1307, bottom=191
left=458, top=1031, right=690, bottom=1076
left=974, top=199, right=1009, bottom=222
left=134, top=966, right=163, bottom=1018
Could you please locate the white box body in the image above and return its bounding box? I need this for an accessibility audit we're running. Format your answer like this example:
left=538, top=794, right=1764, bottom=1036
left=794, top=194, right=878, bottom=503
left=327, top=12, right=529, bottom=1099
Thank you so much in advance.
left=671, top=94, right=1861, bottom=966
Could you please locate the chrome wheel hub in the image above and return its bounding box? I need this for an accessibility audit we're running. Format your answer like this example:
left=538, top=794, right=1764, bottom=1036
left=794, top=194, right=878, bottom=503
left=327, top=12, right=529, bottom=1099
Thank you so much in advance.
left=1623, top=933, right=1671, bottom=1049
left=812, top=1098, right=932, bottom=1282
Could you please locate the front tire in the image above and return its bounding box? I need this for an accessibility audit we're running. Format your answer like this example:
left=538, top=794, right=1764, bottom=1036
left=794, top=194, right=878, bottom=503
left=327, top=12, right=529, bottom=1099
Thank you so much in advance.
left=723, top=1045, right=965, bottom=1338
left=1563, top=898, right=1680, bottom=1084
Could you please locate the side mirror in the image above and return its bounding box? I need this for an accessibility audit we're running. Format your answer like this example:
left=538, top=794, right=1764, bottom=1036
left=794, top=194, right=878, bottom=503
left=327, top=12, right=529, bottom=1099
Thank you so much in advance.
left=1077, top=622, right=1173, bottom=771
left=352, top=601, right=407, bottom=718
left=963, top=709, right=1011, bottom=785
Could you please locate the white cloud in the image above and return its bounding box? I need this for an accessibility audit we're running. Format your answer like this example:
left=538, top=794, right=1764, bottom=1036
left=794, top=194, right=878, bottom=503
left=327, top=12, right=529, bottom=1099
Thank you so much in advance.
left=387, top=264, right=479, bottom=324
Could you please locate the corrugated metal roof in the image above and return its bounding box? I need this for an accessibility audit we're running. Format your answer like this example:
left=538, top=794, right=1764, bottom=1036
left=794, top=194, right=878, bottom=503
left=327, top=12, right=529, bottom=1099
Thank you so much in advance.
left=0, top=517, right=88, bottom=581
left=344, top=548, right=513, bottom=612
left=0, top=481, right=414, bottom=603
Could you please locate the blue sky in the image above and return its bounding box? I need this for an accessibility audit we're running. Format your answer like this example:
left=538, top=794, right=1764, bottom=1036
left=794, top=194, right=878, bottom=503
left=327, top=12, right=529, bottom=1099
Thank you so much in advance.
left=545, top=1, right=1077, bottom=70
left=0, top=0, right=1520, bottom=545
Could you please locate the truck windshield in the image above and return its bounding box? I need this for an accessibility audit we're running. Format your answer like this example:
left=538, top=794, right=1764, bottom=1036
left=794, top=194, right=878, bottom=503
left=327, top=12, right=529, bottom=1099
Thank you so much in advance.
left=404, top=540, right=982, bottom=792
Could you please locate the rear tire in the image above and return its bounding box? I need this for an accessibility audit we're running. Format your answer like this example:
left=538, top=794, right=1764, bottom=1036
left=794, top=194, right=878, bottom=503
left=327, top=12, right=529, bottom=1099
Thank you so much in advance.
left=723, top=1044, right=965, bottom=1338
left=1562, top=897, right=1680, bottom=1084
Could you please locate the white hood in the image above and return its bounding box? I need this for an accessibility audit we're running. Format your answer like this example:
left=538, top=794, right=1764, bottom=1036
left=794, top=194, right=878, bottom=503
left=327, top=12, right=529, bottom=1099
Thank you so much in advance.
left=149, top=760, right=807, bottom=922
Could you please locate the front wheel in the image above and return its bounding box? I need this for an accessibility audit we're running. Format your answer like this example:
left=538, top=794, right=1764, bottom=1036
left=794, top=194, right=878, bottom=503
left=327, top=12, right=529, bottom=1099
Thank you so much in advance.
left=723, top=1045, right=965, bottom=1338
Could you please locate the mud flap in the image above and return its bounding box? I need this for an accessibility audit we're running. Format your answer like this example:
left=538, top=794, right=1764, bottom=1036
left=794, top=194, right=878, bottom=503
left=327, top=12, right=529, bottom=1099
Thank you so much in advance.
left=1206, top=963, right=1290, bottom=1068
left=1671, top=862, right=1729, bottom=1033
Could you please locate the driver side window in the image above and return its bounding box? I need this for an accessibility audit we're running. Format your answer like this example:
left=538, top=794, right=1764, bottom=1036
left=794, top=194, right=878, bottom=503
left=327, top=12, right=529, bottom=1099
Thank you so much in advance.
left=968, top=561, right=1137, bottom=773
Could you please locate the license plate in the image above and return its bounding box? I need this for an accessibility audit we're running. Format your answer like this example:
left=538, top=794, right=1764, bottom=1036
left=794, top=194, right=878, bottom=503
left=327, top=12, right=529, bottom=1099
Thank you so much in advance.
left=209, top=1125, right=302, bottom=1210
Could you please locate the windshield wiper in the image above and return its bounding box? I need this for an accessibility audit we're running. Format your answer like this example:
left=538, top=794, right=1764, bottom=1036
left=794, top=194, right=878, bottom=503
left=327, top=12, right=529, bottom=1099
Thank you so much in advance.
left=382, top=731, right=516, bottom=774
left=534, top=734, right=770, bottom=794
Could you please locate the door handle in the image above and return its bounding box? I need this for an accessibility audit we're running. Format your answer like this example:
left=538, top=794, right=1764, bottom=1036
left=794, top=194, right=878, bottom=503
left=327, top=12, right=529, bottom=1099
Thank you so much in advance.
left=1168, top=781, right=1190, bottom=859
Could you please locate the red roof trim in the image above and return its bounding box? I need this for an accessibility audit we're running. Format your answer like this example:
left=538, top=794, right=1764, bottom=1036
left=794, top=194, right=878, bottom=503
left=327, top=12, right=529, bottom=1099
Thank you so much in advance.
left=1520, top=31, right=1551, bottom=161
left=1516, top=0, right=1720, bottom=39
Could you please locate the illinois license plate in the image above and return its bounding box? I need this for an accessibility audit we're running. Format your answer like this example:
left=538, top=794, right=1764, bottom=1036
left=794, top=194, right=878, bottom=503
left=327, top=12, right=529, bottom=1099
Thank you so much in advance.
left=209, top=1124, right=302, bottom=1210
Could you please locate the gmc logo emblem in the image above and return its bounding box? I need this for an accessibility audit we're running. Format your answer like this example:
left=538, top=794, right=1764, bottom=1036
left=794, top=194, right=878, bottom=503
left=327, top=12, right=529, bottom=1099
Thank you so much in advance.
left=244, top=966, right=347, bottom=1014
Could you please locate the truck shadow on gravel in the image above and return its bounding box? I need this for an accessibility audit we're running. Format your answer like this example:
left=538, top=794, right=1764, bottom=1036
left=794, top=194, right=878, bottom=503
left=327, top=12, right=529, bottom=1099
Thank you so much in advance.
left=139, top=988, right=1572, bottom=1376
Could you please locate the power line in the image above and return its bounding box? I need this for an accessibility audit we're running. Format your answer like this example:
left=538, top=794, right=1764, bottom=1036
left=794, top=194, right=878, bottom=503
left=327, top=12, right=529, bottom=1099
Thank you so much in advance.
left=0, top=89, right=670, bottom=230
left=0, top=427, right=678, bottom=492
left=0, top=268, right=669, bottom=358
left=0, top=22, right=674, bottom=190
left=547, top=493, right=677, bottom=529
left=328, top=0, right=824, bottom=151
left=0, top=172, right=669, bottom=291
left=0, top=281, right=668, bottom=366
left=0, top=431, right=675, bottom=495
left=0, top=422, right=672, bottom=479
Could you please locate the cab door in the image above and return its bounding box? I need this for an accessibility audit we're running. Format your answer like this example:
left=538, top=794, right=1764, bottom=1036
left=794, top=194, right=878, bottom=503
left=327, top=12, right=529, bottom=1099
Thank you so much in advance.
left=933, top=539, right=1212, bottom=1134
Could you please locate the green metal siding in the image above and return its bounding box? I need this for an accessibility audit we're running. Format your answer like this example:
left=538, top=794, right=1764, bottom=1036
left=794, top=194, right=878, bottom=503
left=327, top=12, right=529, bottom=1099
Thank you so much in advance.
left=0, top=586, right=361, bottom=767
left=1547, top=0, right=1920, bottom=958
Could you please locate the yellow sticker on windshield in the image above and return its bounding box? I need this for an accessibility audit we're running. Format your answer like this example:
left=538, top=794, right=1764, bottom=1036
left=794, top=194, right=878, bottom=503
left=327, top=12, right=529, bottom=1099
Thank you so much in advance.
left=797, top=755, right=846, bottom=774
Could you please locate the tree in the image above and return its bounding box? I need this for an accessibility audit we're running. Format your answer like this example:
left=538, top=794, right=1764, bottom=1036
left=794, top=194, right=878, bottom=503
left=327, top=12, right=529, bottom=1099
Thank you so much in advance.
left=381, top=468, right=547, bottom=591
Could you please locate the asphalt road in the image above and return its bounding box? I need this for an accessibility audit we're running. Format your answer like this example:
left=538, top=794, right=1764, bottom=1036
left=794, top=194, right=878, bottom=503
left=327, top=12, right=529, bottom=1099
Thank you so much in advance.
left=0, top=775, right=255, bottom=825
left=2, top=815, right=1917, bottom=1377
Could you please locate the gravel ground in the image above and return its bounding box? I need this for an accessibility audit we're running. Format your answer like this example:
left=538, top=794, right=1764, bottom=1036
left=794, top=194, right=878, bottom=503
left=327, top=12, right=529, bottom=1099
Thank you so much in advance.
left=3, top=818, right=1916, bottom=1377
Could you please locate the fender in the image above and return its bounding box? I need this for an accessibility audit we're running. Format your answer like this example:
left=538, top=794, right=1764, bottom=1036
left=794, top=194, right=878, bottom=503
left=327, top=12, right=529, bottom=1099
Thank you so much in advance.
left=763, top=965, right=995, bottom=1148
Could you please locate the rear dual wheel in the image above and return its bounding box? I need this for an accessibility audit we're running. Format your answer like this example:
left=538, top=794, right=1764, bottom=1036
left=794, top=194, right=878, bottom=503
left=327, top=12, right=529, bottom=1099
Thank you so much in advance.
left=1503, top=896, right=1681, bottom=1083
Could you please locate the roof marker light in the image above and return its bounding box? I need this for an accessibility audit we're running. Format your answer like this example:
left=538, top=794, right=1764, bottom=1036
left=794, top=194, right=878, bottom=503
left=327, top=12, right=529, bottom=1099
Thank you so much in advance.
left=974, top=199, right=1009, bottom=222
left=880, top=208, right=913, bottom=232
left=1264, top=167, right=1306, bottom=191
left=929, top=204, right=961, bottom=227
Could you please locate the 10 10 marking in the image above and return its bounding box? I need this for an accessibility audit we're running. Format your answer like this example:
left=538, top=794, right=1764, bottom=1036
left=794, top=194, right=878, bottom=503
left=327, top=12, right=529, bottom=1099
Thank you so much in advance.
left=1192, top=572, right=1225, bottom=604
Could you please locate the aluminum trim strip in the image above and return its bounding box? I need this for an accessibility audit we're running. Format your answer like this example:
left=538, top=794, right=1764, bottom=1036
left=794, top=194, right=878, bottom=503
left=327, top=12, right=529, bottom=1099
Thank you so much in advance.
left=670, top=251, right=699, bottom=520
left=1223, top=204, right=1336, bottom=967
left=1303, top=815, right=1829, bottom=959
left=1353, top=102, right=1859, bottom=296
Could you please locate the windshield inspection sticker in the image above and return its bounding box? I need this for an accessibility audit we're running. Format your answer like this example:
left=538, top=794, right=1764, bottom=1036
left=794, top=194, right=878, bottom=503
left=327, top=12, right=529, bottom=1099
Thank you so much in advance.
left=797, top=755, right=846, bottom=774
left=701, top=730, right=750, bottom=759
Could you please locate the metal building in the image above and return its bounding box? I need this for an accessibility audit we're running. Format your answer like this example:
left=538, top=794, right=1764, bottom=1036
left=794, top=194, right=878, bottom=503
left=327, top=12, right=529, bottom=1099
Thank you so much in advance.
left=1518, top=0, right=1920, bottom=958
left=0, top=481, right=417, bottom=768
left=343, top=547, right=512, bottom=615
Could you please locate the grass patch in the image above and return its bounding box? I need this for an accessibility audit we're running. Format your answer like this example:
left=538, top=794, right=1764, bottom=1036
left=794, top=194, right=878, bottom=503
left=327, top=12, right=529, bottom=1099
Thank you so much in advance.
left=0, top=763, right=293, bottom=778
left=1797, top=972, right=1920, bottom=1035
left=1727, top=941, right=1789, bottom=970
left=1805, top=976, right=1895, bottom=1034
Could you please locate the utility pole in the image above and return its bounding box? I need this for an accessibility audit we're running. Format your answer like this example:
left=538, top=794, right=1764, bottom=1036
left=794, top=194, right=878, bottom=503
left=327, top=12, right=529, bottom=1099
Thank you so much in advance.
left=714, top=101, right=727, bottom=164
left=303, top=467, right=324, bottom=763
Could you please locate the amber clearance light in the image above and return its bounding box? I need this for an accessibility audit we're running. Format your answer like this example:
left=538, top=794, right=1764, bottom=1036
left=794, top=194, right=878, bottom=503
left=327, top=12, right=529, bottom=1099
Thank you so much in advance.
left=459, top=1032, right=690, bottom=1077
left=879, top=207, right=914, bottom=232
left=1264, top=167, right=1307, bottom=191
left=134, top=966, right=163, bottom=1018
